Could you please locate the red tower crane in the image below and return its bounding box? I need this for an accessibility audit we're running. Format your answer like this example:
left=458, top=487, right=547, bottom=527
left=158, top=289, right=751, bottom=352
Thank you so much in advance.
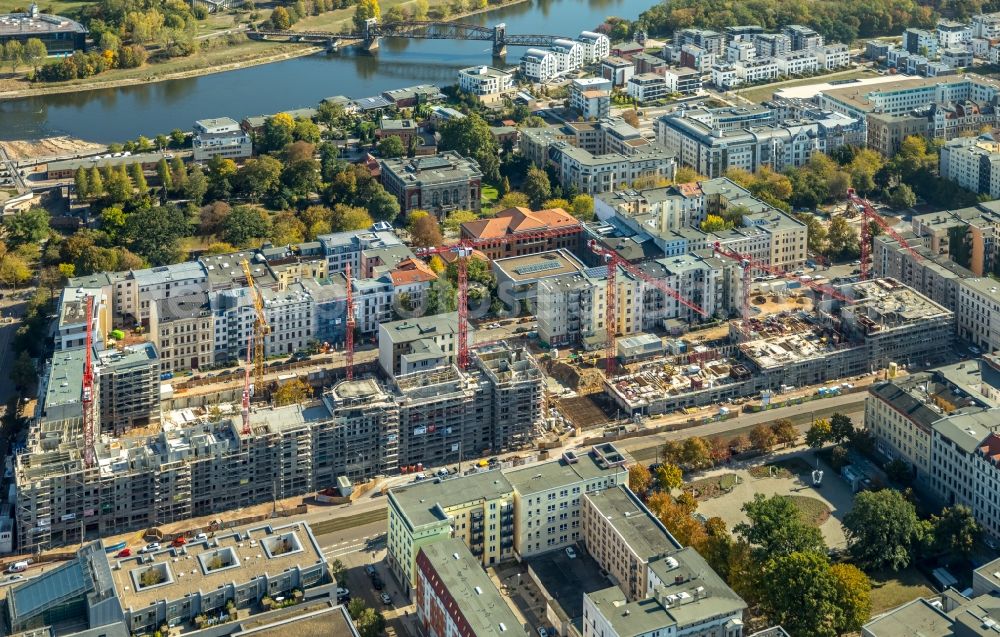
left=847, top=188, right=923, bottom=281
left=82, top=295, right=96, bottom=469
left=416, top=224, right=584, bottom=369
left=345, top=262, right=356, bottom=380
left=587, top=240, right=707, bottom=377
left=712, top=242, right=852, bottom=341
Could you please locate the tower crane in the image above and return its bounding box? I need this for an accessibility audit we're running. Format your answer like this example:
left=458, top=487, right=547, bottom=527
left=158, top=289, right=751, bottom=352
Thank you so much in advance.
left=847, top=188, right=923, bottom=281
left=241, top=258, right=270, bottom=399
left=587, top=239, right=707, bottom=378
left=712, top=242, right=852, bottom=342
left=415, top=224, right=584, bottom=370
left=82, top=295, right=96, bottom=468
left=345, top=263, right=356, bottom=380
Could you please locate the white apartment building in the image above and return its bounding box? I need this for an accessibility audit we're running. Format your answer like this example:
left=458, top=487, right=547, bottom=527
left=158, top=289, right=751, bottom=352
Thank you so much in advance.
left=734, top=58, right=780, bottom=83
left=711, top=64, right=740, bottom=89
left=192, top=117, right=252, bottom=162
left=570, top=77, right=612, bottom=119
left=627, top=73, right=668, bottom=103
left=774, top=50, right=819, bottom=75
left=457, top=66, right=513, bottom=98
left=819, top=75, right=1000, bottom=121
left=521, top=47, right=559, bottom=82
left=664, top=67, right=702, bottom=95
left=262, top=282, right=315, bottom=356
left=973, top=12, right=1000, bottom=39
left=958, top=277, right=1000, bottom=353
left=726, top=40, right=756, bottom=63
left=578, top=30, right=611, bottom=63
left=210, top=287, right=256, bottom=362
left=941, top=135, right=1000, bottom=199
left=816, top=44, right=851, bottom=70
left=554, top=143, right=676, bottom=195
left=551, top=38, right=584, bottom=73
left=937, top=19, right=972, bottom=49
left=113, top=261, right=209, bottom=324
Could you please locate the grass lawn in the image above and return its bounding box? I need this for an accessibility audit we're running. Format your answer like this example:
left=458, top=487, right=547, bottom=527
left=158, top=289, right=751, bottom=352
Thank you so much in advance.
left=737, top=69, right=880, bottom=103
left=869, top=566, right=936, bottom=614
left=785, top=495, right=830, bottom=527
left=481, top=183, right=499, bottom=206
left=0, top=0, right=90, bottom=16
left=684, top=473, right=739, bottom=500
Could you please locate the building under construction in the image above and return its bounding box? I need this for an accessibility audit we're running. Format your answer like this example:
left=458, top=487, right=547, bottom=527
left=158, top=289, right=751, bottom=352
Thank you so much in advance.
left=606, top=278, right=955, bottom=415
left=15, top=343, right=543, bottom=550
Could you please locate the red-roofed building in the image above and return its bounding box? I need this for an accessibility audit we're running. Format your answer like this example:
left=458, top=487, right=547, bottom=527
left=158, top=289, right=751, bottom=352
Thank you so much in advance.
left=459, top=207, right=584, bottom=260
left=389, top=258, right=438, bottom=306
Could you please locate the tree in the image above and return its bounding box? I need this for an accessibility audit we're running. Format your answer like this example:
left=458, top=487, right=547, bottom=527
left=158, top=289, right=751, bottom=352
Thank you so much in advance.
left=749, top=424, right=777, bottom=451
left=353, top=0, right=381, bottom=32
left=830, top=563, right=873, bottom=634
left=806, top=418, right=832, bottom=448
left=355, top=607, right=386, bottom=637
left=409, top=214, right=443, bottom=248
left=330, top=559, right=347, bottom=585
left=760, top=552, right=840, bottom=637
left=523, top=166, right=551, bottom=209
left=542, top=198, right=571, bottom=211
left=128, top=162, right=148, bottom=194
left=330, top=204, right=373, bottom=232
left=377, top=136, right=405, bottom=158
left=682, top=437, right=713, bottom=470
left=367, top=186, right=400, bottom=222
left=826, top=215, right=860, bottom=260
left=428, top=255, right=445, bottom=274
left=4, top=40, right=23, bottom=73
left=9, top=350, right=35, bottom=391
left=0, top=247, right=31, bottom=288
left=125, top=204, right=188, bottom=266
left=74, top=167, right=90, bottom=200
left=656, top=463, right=683, bottom=491
left=221, top=206, right=271, bottom=247
left=4, top=207, right=50, bottom=247
left=274, top=378, right=310, bottom=406
left=795, top=211, right=828, bottom=254
left=438, top=113, right=499, bottom=182
left=103, top=168, right=132, bottom=204
left=270, top=211, right=306, bottom=245
left=22, top=38, right=47, bottom=72
left=270, top=5, right=291, bottom=28
left=88, top=166, right=104, bottom=198
left=443, top=209, right=478, bottom=233
left=884, top=458, right=913, bottom=485
left=571, top=194, right=594, bottom=221
left=498, top=192, right=529, bottom=208
left=932, top=505, right=980, bottom=557
left=700, top=214, right=728, bottom=232
left=844, top=489, right=922, bottom=571
left=829, top=412, right=855, bottom=444
left=346, top=598, right=366, bottom=620
left=628, top=464, right=652, bottom=494
left=293, top=118, right=321, bottom=144
left=262, top=112, right=295, bottom=152
left=735, top=493, right=825, bottom=561
left=237, top=155, right=283, bottom=202
left=771, top=419, right=797, bottom=447
left=184, top=164, right=209, bottom=205
left=157, top=158, right=173, bottom=193
left=413, top=0, right=429, bottom=18
left=199, top=201, right=232, bottom=236
left=889, top=183, right=917, bottom=211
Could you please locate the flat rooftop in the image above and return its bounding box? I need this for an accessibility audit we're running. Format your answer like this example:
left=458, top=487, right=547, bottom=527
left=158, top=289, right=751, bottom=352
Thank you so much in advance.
left=584, top=486, right=680, bottom=559
left=0, top=11, right=86, bottom=35
left=390, top=470, right=514, bottom=529
left=493, top=250, right=586, bottom=283
left=503, top=445, right=628, bottom=496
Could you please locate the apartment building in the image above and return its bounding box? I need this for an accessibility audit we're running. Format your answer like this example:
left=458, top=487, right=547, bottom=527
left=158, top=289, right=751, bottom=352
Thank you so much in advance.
left=911, top=202, right=1000, bottom=276
left=664, top=67, right=702, bottom=95
left=726, top=40, right=756, bottom=63
left=601, top=56, right=635, bottom=87
left=458, top=65, right=514, bottom=101
left=380, top=152, right=483, bottom=217
left=734, top=58, right=780, bottom=84
left=54, top=285, right=111, bottom=351
left=958, top=277, right=1000, bottom=353
left=149, top=292, right=215, bottom=373
left=818, top=75, right=1000, bottom=121
left=192, top=117, right=252, bottom=162
left=939, top=135, right=1000, bottom=199
left=95, top=342, right=160, bottom=435
left=552, top=143, right=676, bottom=195
left=378, top=313, right=459, bottom=376
left=973, top=12, right=1000, bottom=38
left=107, top=260, right=209, bottom=325
left=261, top=282, right=314, bottom=356
left=867, top=111, right=933, bottom=156
left=932, top=407, right=1000, bottom=535
left=627, top=73, right=669, bottom=103
left=872, top=232, right=973, bottom=314
left=570, top=77, right=612, bottom=119
left=318, top=228, right=407, bottom=276
left=521, top=47, right=560, bottom=82
left=774, top=50, right=819, bottom=75
left=675, top=28, right=724, bottom=55
left=902, top=28, right=940, bottom=58
left=583, top=486, right=677, bottom=601
left=816, top=43, right=851, bottom=69
left=937, top=19, right=972, bottom=48
left=783, top=24, right=823, bottom=50
left=459, top=206, right=583, bottom=260
left=415, top=539, right=528, bottom=637
left=754, top=32, right=791, bottom=58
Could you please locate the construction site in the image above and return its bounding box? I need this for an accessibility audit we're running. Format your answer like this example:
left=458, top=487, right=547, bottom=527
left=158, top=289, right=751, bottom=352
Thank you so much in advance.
left=601, top=278, right=956, bottom=416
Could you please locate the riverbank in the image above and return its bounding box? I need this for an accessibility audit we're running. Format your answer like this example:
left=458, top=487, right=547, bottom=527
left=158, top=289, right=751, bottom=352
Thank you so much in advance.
left=0, top=0, right=529, bottom=101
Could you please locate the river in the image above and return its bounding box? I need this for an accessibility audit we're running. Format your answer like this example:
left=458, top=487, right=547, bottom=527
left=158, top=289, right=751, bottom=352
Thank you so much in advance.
left=0, top=0, right=651, bottom=142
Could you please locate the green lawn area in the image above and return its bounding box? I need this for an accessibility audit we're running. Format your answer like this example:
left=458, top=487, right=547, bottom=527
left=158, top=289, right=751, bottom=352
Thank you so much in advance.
left=737, top=69, right=880, bottom=104
left=481, top=183, right=499, bottom=206
left=785, top=495, right=831, bottom=527
left=0, top=0, right=90, bottom=16
left=869, top=566, right=936, bottom=614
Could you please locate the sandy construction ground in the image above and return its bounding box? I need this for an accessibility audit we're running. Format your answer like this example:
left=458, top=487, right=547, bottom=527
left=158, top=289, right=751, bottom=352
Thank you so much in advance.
left=0, top=136, right=105, bottom=161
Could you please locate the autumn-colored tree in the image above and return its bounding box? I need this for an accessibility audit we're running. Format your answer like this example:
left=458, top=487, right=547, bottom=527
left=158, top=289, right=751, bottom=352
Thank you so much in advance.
left=427, top=254, right=446, bottom=274
left=628, top=464, right=652, bottom=495
left=750, top=423, right=777, bottom=451
left=655, top=463, right=683, bottom=491
left=771, top=419, right=798, bottom=447
left=274, top=378, right=311, bottom=406
left=409, top=213, right=443, bottom=248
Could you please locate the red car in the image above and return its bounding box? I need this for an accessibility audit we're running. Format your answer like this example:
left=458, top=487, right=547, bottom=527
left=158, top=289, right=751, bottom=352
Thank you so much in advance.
left=116, top=548, right=132, bottom=557
left=171, top=537, right=187, bottom=547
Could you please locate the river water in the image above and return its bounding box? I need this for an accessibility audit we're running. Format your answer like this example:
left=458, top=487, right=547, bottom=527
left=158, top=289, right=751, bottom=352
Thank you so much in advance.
left=0, top=0, right=650, bottom=142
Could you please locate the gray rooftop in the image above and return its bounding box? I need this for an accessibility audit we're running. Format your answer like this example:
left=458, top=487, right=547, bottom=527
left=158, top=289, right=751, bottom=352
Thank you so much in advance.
left=503, top=445, right=628, bottom=496
left=862, top=598, right=955, bottom=637
left=389, top=470, right=514, bottom=529
left=380, top=313, right=459, bottom=345
left=96, top=342, right=158, bottom=372
left=932, top=409, right=1000, bottom=453
left=584, top=486, right=680, bottom=559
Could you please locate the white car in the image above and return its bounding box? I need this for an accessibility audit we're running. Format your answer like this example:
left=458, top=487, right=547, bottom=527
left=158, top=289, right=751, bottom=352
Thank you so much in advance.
left=194, top=533, right=208, bottom=541
left=380, top=592, right=392, bottom=605
left=538, top=628, right=549, bottom=637
left=565, top=546, right=577, bottom=559
left=140, top=542, right=161, bottom=553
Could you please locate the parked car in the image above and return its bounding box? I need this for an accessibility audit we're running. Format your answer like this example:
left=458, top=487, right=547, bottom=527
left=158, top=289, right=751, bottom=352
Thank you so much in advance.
left=565, top=546, right=577, bottom=559
left=140, top=542, right=160, bottom=553
left=194, top=533, right=208, bottom=541
left=372, top=575, right=384, bottom=591
left=116, top=548, right=132, bottom=558
left=6, top=561, right=28, bottom=573
left=970, top=345, right=983, bottom=356
left=171, top=537, right=187, bottom=547
left=380, top=592, right=392, bottom=605
left=538, top=628, right=549, bottom=637
left=365, top=565, right=377, bottom=577
left=336, top=587, right=350, bottom=601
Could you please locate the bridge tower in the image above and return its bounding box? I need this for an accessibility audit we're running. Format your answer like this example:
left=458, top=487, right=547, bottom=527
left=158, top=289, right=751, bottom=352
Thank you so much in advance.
left=492, top=23, right=506, bottom=57
left=364, top=17, right=379, bottom=51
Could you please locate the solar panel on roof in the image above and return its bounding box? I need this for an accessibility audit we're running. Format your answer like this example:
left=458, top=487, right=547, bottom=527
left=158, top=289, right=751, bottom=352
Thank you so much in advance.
left=514, top=260, right=563, bottom=276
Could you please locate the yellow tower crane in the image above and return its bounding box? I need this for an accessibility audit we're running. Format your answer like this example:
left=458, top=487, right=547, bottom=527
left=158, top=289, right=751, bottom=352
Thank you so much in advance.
left=241, top=258, right=270, bottom=395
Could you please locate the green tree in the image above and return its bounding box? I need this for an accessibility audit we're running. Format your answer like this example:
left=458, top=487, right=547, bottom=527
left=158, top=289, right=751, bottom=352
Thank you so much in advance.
left=128, top=162, right=148, bottom=193
left=157, top=158, right=173, bottom=192
left=443, top=209, right=478, bottom=233
left=948, top=225, right=972, bottom=269
left=656, top=463, right=683, bottom=491
left=101, top=205, right=127, bottom=240
left=735, top=493, right=825, bottom=561
left=844, top=489, right=922, bottom=571
left=237, top=155, right=283, bottom=202
left=74, top=167, right=90, bottom=200
left=221, top=206, right=271, bottom=247
left=438, top=113, right=500, bottom=182
left=270, top=5, right=291, bottom=28
left=0, top=248, right=31, bottom=288
left=262, top=112, right=295, bottom=152
left=293, top=118, right=321, bottom=144
left=4, top=40, right=23, bottom=73
left=353, top=0, right=381, bottom=32
left=184, top=164, right=209, bottom=205
left=826, top=216, right=860, bottom=260
left=87, top=166, right=104, bottom=198
left=331, top=204, right=373, bottom=232
left=830, top=563, right=873, bottom=633
left=22, top=38, right=47, bottom=72
left=377, top=136, right=405, bottom=158
left=104, top=168, right=133, bottom=204
left=9, top=350, right=35, bottom=390
left=884, top=458, right=913, bottom=485
left=571, top=194, right=594, bottom=221
left=366, top=186, right=400, bottom=222
left=795, top=211, right=828, bottom=254
left=413, top=0, right=428, bottom=19
left=125, top=203, right=188, bottom=266
left=4, top=207, right=50, bottom=247
left=829, top=412, right=855, bottom=444
left=273, top=378, right=310, bottom=405
left=760, top=552, right=840, bottom=637
left=932, top=505, right=980, bottom=557
left=523, top=166, right=551, bottom=209
left=270, top=211, right=306, bottom=245
left=806, top=418, right=832, bottom=448
left=889, top=183, right=917, bottom=210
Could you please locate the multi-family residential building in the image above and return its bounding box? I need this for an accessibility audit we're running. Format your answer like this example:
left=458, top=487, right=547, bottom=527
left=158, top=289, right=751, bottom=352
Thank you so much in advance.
left=816, top=43, right=851, bottom=69
left=937, top=19, right=972, bottom=48
left=261, top=282, right=315, bottom=356
left=872, top=231, right=973, bottom=314
left=726, top=40, right=757, bottom=63
left=664, top=67, right=702, bottom=95
left=600, top=56, right=635, bottom=87
left=380, top=152, right=483, bottom=217
left=711, top=64, right=740, bottom=90
left=942, top=46, right=974, bottom=68
left=783, top=24, right=823, bottom=50
left=149, top=292, right=215, bottom=373
left=958, top=277, right=1000, bottom=353
left=734, top=58, right=780, bottom=84
left=818, top=74, right=1000, bottom=121
left=911, top=201, right=1000, bottom=276
left=867, top=110, right=934, bottom=156
left=774, top=50, right=819, bottom=75
left=679, top=45, right=715, bottom=73
left=519, top=31, right=611, bottom=81
left=939, top=134, right=1000, bottom=199
left=95, top=342, right=160, bottom=434
left=627, top=73, right=669, bottom=102
left=754, top=32, right=791, bottom=58
left=378, top=313, right=459, bottom=377
left=458, top=65, right=514, bottom=101
left=460, top=206, right=583, bottom=260
left=973, top=12, right=1000, bottom=39
left=192, top=117, right=252, bottom=162
left=579, top=30, right=611, bottom=62
left=570, top=77, right=612, bottom=119
left=675, top=28, right=725, bottom=55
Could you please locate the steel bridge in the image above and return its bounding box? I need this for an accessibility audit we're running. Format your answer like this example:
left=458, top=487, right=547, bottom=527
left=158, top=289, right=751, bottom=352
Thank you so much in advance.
left=251, top=20, right=564, bottom=55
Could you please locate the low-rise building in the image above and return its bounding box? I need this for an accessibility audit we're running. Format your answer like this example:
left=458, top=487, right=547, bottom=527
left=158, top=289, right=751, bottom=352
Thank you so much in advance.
left=627, top=73, right=669, bottom=103
left=460, top=206, right=583, bottom=260
left=0, top=4, right=86, bottom=53
left=192, top=117, right=252, bottom=162
left=458, top=65, right=514, bottom=101
left=664, top=67, right=702, bottom=95
left=380, top=152, right=483, bottom=217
